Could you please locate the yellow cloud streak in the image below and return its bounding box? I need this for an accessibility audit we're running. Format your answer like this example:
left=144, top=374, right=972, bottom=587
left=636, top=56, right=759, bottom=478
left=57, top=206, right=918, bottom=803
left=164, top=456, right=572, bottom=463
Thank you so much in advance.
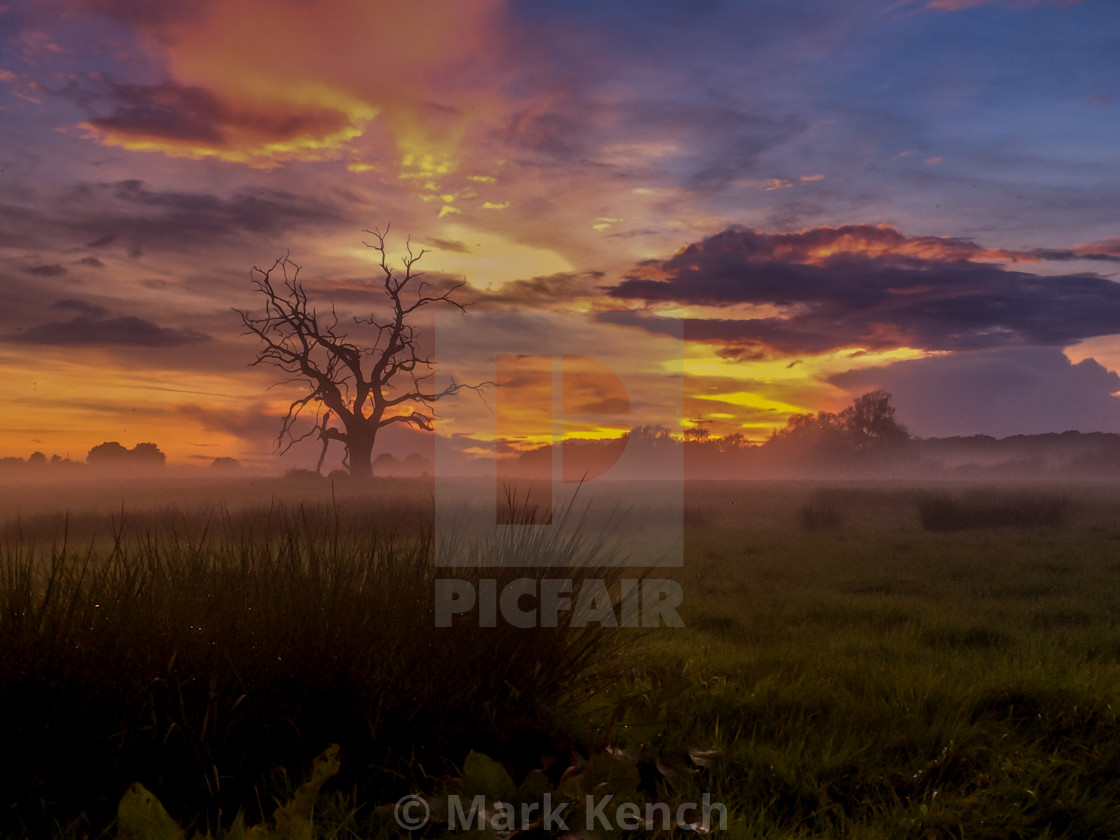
left=686, top=344, right=930, bottom=437
left=83, top=116, right=372, bottom=170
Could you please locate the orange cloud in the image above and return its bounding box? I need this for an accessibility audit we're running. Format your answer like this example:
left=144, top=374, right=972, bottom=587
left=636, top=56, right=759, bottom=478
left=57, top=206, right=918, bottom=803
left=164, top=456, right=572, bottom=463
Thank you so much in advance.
left=1076, top=239, right=1120, bottom=259
left=72, top=0, right=507, bottom=177
left=722, top=223, right=1039, bottom=265
left=78, top=82, right=368, bottom=168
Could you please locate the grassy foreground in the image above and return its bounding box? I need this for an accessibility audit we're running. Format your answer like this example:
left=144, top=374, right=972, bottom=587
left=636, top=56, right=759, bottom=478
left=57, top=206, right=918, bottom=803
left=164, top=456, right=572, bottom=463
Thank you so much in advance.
left=3, top=478, right=1120, bottom=838
left=633, top=481, right=1120, bottom=839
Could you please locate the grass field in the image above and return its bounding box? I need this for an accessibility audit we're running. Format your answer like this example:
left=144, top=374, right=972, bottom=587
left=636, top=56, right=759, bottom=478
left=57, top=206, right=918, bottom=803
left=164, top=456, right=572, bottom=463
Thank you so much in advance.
left=3, top=477, right=1120, bottom=838
left=655, top=482, right=1120, bottom=838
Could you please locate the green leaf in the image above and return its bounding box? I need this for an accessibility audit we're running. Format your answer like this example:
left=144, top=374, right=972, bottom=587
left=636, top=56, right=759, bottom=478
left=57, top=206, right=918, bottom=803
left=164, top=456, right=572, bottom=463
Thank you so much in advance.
left=462, top=751, right=517, bottom=801
left=515, top=768, right=553, bottom=804
left=582, top=752, right=641, bottom=795
left=116, top=783, right=184, bottom=840
left=268, top=743, right=341, bottom=840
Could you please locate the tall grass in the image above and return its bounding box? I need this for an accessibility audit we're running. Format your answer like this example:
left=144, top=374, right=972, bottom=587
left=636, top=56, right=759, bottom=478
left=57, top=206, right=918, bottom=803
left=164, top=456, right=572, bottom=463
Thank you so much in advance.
left=0, top=498, right=626, bottom=836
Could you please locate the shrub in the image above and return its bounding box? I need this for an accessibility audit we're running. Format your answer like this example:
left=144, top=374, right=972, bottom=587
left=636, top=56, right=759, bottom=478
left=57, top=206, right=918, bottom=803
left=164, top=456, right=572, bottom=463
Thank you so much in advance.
left=916, top=490, right=1070, bottom=532
left=797, top=490, right=846, bottom=532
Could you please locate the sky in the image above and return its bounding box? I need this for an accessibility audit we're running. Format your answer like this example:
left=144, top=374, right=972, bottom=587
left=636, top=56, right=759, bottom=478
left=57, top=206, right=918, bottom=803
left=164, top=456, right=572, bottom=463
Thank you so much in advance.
left=0, top=0, right=1118, bottom=468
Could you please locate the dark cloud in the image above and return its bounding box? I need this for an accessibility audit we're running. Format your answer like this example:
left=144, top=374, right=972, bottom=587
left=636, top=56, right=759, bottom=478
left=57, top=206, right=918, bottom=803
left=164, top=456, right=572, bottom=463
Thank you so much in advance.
left=0, top=179, right=347, bottom=256
left=605, top=228, right=662, bottom=240
left=88, top=83, right=225, bottom=145
left=428, top=238, right=473, bottom=254
left=177, top=403, right=281, bottom=445
left=832, top=347, right=1120, bottom=437
left=503, top=98, right=804, bottom=191
left=75, top=256, right=104, bottom=267
left=77, top=79, right=353, bottom=148
left=622, top=224, right=1120, bottom=270
left=53, top=298, right=110, bottom=317
left=458, top=271, right=604, bottom=309
left=23, top=263, right=67, bottom=276
left=96, top=178, right=345, bottom=238
left=605, top=226, right=1120, bottom=355
left=9, top=314, right=210, bottom=347
left=297, top=270, right=566, bottom=315
left=1032, top=248, right=1120, bottom=262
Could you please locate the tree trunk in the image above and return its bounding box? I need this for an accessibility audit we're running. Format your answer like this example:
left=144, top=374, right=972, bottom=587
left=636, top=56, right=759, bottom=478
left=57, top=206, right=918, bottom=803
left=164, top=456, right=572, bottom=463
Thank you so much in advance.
left=347, top=431, right=376, bottom=480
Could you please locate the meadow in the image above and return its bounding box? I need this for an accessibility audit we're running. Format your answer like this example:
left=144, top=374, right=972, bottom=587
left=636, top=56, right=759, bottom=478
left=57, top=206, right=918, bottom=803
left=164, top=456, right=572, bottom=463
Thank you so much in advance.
left=2, top=476, right=1120, bottom=838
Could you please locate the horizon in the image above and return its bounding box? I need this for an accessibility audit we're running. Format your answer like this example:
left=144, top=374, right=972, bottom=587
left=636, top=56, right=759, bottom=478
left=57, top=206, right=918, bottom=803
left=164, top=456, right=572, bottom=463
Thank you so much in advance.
left=1, top=0, right=1118, bottom=472
left=5, top=420, right=1120, bottom=483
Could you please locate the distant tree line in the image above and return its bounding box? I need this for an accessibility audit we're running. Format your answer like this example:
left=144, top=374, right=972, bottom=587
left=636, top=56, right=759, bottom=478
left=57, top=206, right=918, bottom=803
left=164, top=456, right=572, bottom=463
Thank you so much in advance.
left=0, top=451, right=83, bottom=471
left=504, top=389, right=1120, bottom=479
left=0, top=442, right=168, bottom=473
left=516, top=390, right=914, bottom=479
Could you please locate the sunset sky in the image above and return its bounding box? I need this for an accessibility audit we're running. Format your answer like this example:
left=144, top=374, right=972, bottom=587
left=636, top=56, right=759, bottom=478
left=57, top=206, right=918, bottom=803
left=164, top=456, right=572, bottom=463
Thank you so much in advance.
left=1, top=0, right=1118, bottom=468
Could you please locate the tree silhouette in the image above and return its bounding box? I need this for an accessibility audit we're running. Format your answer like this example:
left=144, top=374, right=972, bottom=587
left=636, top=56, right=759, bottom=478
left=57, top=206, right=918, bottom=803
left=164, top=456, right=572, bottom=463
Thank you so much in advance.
left=130, top=442, right=167, bottom=465
left=769, top=390, right=909, bottom=465
left=87, top=441, right=131, bottom=464
left=87, top=441, right=167, bottom=468
left=237, top=227, right=486, bottom=479
left=839, top=389, right=908, bottom=451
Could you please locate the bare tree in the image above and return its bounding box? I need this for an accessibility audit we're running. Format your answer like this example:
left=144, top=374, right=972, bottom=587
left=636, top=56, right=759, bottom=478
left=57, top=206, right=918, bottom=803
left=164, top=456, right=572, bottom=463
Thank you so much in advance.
left=237, top=226, right=485, bottom=479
